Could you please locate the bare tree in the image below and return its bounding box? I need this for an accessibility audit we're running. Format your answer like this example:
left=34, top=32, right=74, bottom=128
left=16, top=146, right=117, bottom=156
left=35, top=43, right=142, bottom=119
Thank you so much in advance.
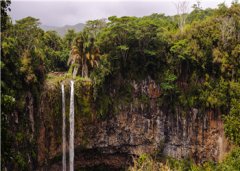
left=220, top=17, right=236, bottom=47
left=175, top=0, right=189, bottom=33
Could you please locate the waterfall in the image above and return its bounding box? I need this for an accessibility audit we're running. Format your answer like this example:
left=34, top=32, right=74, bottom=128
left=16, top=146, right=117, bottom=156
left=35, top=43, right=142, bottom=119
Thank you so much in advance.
left=69, top=80, right=75, bottom=171
left=61, top=84, right=66, bottom=171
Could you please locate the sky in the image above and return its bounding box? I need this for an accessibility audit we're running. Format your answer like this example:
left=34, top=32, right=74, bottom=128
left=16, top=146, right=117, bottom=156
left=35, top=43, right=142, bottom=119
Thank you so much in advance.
left=9, top=0, right=233, bottom=26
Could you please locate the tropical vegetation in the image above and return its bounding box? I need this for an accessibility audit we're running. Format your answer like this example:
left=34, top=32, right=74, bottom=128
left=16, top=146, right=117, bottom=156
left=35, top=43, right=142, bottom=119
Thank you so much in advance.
left=1, top=0, right=240, bottom=170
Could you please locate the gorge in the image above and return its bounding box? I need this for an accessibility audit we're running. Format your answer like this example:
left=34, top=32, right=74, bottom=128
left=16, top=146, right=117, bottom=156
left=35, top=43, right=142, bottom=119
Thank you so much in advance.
left=2, top=1, right=240, bottom=170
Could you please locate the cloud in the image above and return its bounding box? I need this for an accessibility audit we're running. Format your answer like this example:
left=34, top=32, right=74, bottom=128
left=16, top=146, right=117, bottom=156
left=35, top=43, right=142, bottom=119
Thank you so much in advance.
left=9, top=0, right=233, bottom=26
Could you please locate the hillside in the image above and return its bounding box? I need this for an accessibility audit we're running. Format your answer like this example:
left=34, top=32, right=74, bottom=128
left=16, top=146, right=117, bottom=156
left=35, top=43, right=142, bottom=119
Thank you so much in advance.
left=40, top=23, right=85, bottom=36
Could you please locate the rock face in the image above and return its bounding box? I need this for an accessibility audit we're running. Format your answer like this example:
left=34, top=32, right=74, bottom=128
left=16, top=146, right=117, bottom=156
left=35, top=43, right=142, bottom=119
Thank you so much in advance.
left=36, top=78, right=230, bottom=170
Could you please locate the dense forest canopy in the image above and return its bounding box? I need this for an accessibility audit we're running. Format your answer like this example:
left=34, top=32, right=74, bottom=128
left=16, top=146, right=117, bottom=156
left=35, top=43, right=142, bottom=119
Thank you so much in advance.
left=1, top=0, right=240, bottom=170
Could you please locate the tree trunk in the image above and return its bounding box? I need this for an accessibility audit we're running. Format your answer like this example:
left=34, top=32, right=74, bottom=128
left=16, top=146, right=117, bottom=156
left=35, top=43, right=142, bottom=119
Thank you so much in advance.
left=82, top=59, right=88, bottom=78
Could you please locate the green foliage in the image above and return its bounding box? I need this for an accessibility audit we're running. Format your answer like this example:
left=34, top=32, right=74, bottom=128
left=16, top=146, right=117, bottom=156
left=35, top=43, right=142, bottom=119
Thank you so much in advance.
left=224, top=115, right=240, bottom=145
left=85, top=3, right=240, bottom=124
left=187, top=4, right=214, bottom=24
left=1, top=0, right=11, bottom=31
left=15, top=153, right=27, bottom=169
left=1, top=15, right=47, bottom=170
left=224, top=81, right=240, bottom=145
left=217, top=147, right=240, bottom=171
left=137, top=154, right=149, bottom=165
left=43, top=31, right=68, bottom=71
left=68, top=22, right=104, bottom=77
left=130, top=147, right=240, bottom=171
left=129, top=154, right=171, bottom=171
left=166, top=157, right=195, bottom=171
left=90, top=54, right=111, bottom=98
left=160, top=71, right=177, bottom=91
left=75, top=79, right=93, bottom=117
left=2, top=2, right=240, bottom=170
left=63, top=29, right=77, bottom=49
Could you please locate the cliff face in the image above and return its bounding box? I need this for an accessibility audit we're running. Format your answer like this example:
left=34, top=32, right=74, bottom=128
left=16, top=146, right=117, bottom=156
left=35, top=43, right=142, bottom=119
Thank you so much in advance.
left=36, top=77, right=230, bottom=170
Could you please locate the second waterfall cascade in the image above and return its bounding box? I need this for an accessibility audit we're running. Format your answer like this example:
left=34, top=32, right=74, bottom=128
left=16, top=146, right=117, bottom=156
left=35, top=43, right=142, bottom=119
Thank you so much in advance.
left=61, top=84, right=66, bottom=171
left=69, top=80, right=75, bottom=171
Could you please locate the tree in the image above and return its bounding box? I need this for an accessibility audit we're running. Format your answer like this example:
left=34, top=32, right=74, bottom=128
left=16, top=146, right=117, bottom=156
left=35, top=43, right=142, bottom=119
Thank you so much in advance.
left=1, top=16, right=46, bottom=170
left=84, top=19, right=107, bottom=38
left=175, top=1, right=189, bottom=33
left=1, top=0, right=11, bottom=31
left=13, top=17, right=45, bottom=84
left=192, top=0, right=201, bottom=11
left=63, top=29, right=77, bottom=49
left=67, top=20, right=105, bottom=78
left=68, top=30, right=100, bottom=78
left=42, top=31, right=68, bottom=71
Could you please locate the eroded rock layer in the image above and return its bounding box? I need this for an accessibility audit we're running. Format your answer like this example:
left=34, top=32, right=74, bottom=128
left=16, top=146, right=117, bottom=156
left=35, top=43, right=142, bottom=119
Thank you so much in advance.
left=36, top=78, right=229, bottom=170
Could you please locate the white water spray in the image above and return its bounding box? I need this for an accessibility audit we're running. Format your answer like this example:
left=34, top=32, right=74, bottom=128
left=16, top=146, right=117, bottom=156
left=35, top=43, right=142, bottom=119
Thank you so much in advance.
left=69, top=80, right=75, bottom=171
left=61, top=84, right=66, bottom=171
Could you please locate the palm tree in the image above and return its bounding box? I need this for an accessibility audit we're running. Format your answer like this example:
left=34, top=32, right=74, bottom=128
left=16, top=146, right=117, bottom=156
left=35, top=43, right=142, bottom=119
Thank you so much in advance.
left=86, top=37, right=100, bottom=73
left=68, top=45, right=81, bottom=78
left=68, top=32, right=100, bottom=78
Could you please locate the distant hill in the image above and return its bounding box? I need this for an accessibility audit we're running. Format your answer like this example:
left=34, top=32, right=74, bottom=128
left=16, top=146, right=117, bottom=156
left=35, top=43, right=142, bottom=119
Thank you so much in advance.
left=40, top=23, right=85, bottom=37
